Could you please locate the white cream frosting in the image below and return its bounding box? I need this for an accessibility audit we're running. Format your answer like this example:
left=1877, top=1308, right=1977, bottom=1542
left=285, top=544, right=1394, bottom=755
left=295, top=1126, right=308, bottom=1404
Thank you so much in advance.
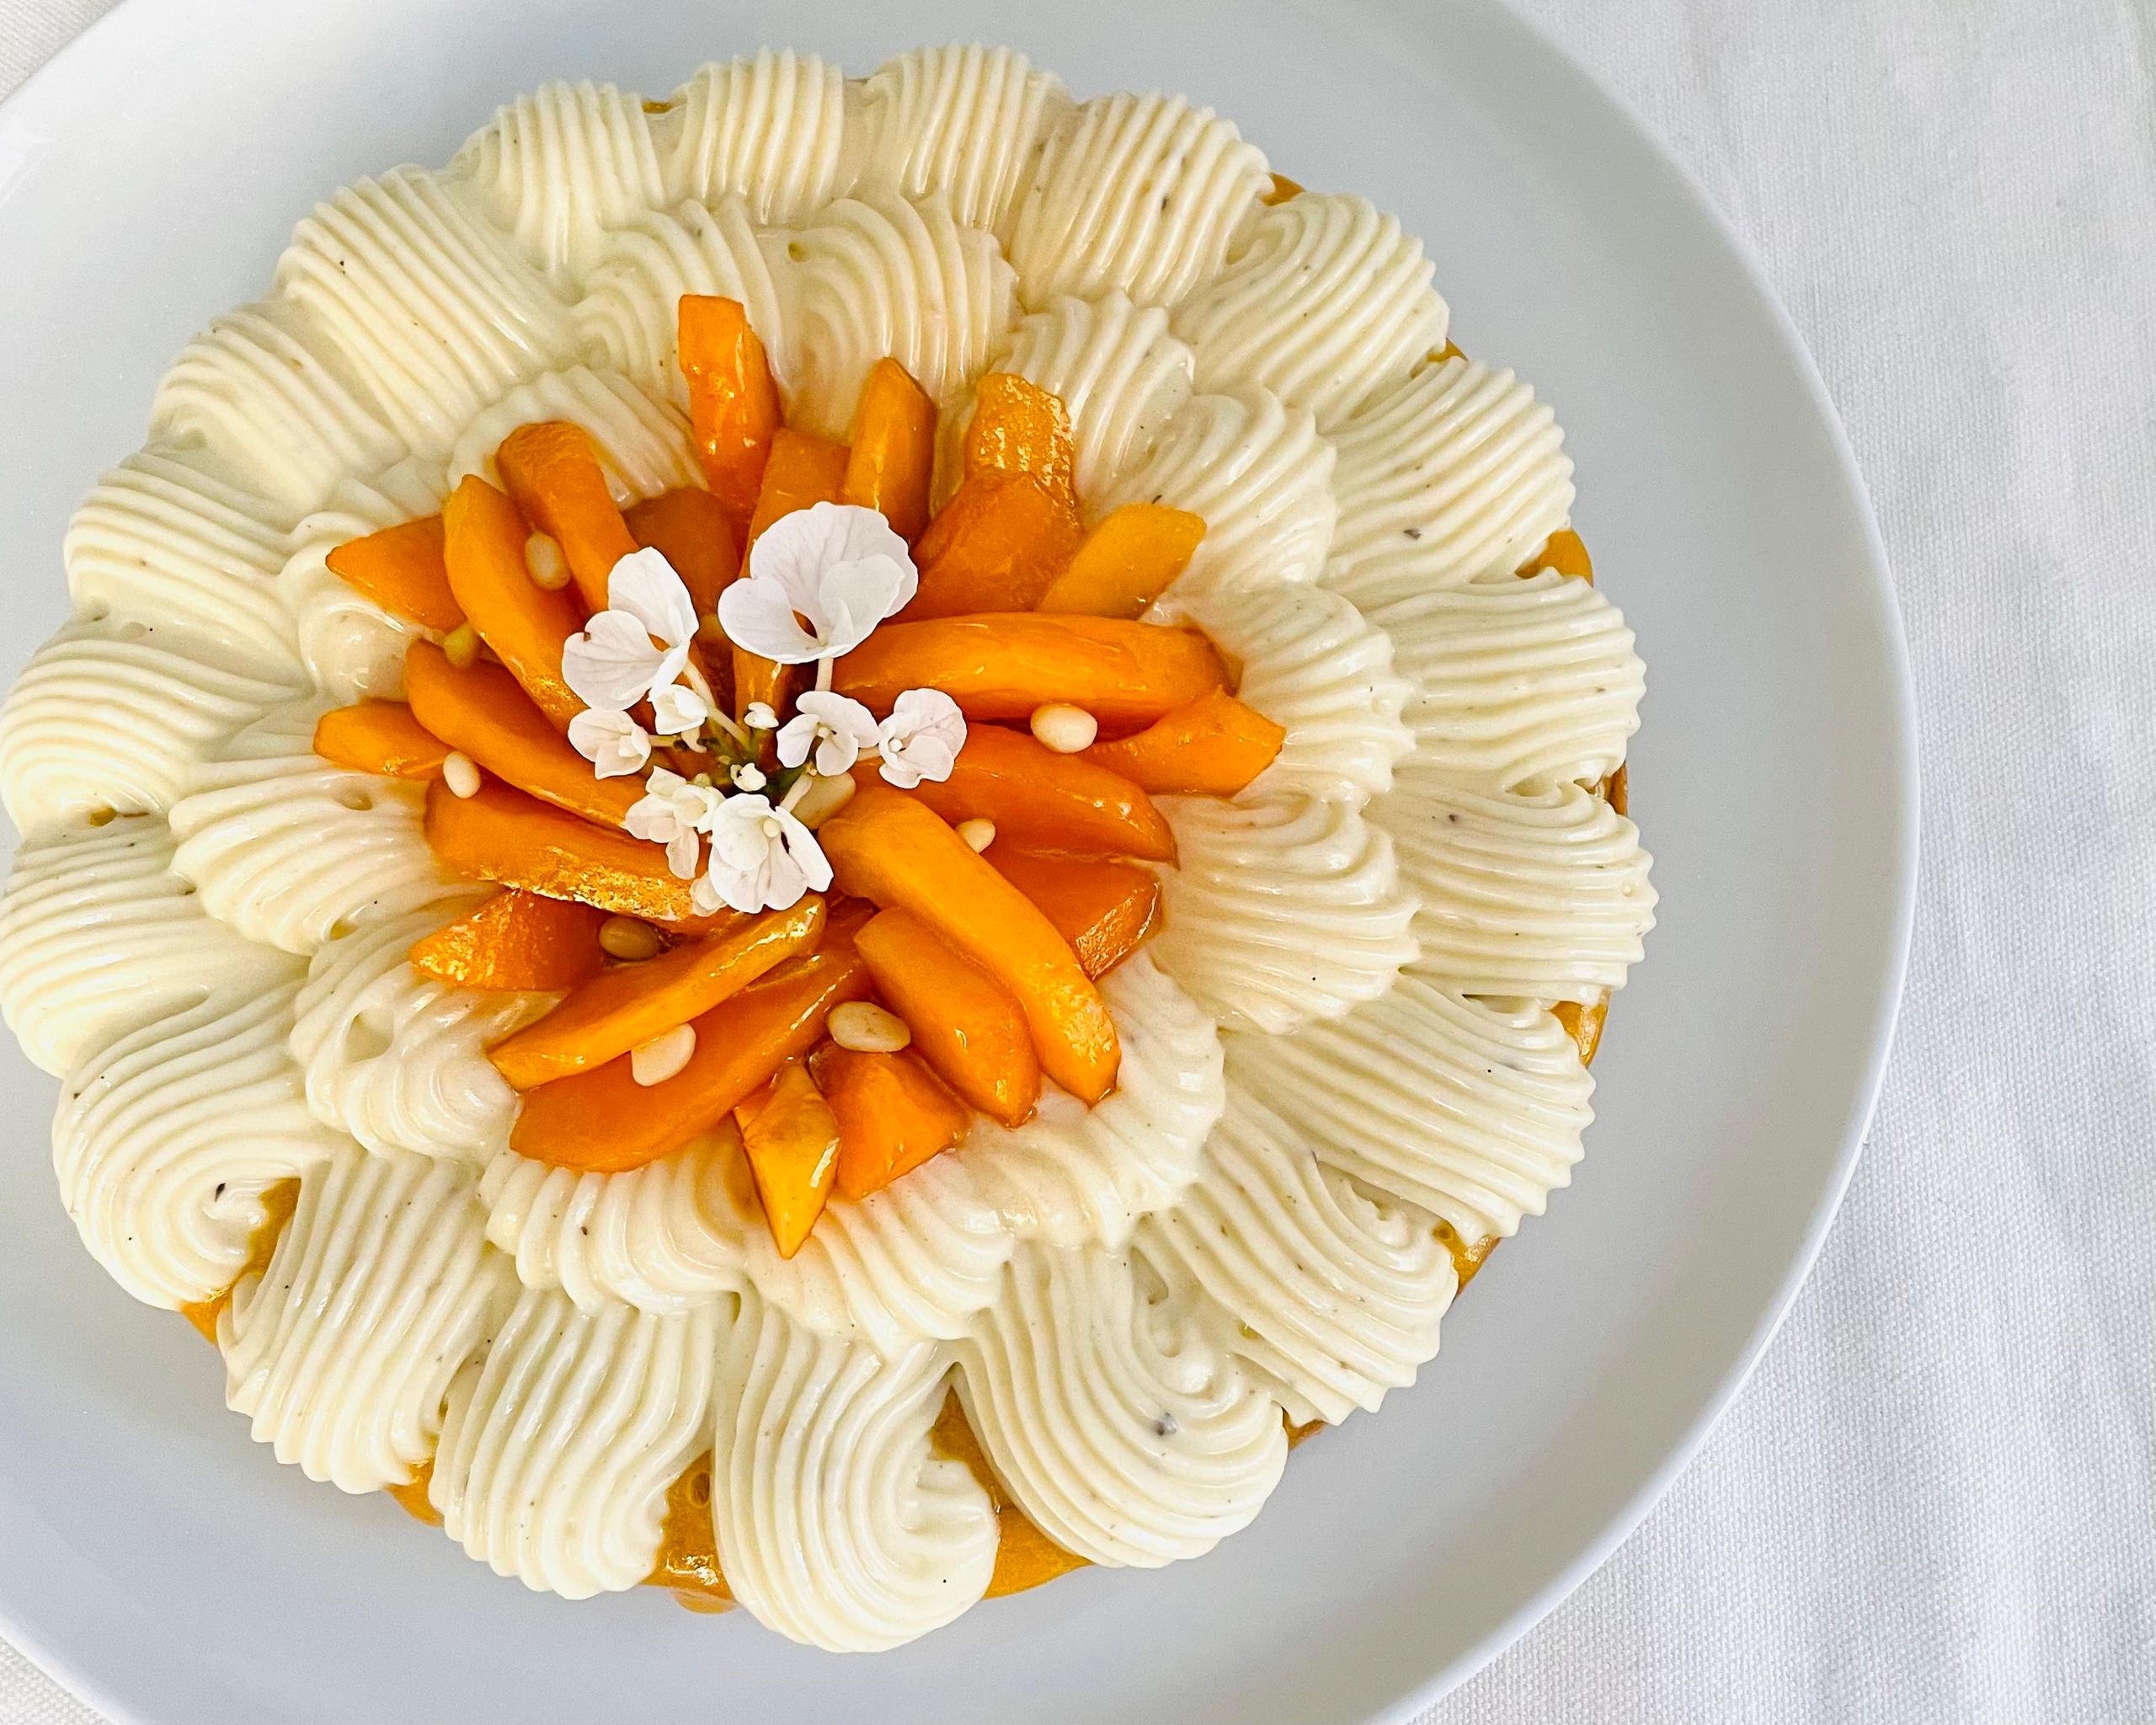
left=290, top=905, right=546, bottom=1163
left=954, top=1239, right=1287, bottom=1567
left=55, top=983, right=343, bottom=1308
left=433, top=1289, right=718, bottom=1598
left=1004, top=92, right=1272, bottom=310
left=1175, top=193, right=1449, bottom=427
left=221, top=1146, right=512, bottom=1493
left=1152, top=793, right=1420, bottom=1033
left=989, top=291, right=1194, bottom=501
left=712, top=1291, right=997, bottom=1648
left=1324, top=355, right=1576, bottom=606
left=0, top=45, right=1650, bottom=1651
left=1377, top=766, right=1657, bottom=1001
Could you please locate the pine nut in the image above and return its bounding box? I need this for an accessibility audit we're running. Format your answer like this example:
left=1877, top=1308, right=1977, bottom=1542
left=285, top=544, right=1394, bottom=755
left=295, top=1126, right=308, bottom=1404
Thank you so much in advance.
left=956, top=817, right=996, bottom=852
left=827, top=1001, right=910, bottom=1054
left=443, top=622, right=481, bottom=669
left=631, top=1023, right=696, bottom=1086
left=1029, top=702, right=1097, bottom=753
left=441, top=751, right=482, bottom=799
left=790, top=770, right=857, bottom=829
left=524, top=531, right=571, bottom=590
left=599, top=916, right=663, bottom=962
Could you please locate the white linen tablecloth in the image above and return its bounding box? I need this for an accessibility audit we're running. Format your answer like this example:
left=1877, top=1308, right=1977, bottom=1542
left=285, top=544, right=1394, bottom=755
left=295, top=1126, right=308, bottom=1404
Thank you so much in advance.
left=3, top=0, right=2151, bottom=1720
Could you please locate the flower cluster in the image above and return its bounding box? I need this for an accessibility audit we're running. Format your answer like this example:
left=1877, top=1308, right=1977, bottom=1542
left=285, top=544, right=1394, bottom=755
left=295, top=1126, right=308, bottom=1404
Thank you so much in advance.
left=559, top=502, right=964, bottom=913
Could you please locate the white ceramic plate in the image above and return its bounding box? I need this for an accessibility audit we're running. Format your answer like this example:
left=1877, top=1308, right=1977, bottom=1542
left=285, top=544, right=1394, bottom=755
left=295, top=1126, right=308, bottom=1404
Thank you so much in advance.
left=0, top=0, right=1915, bottom=1719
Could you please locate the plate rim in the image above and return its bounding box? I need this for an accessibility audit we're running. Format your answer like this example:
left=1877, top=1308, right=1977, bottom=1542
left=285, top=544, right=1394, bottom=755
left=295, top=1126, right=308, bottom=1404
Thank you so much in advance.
left=0, top=0, right=1919, bottom=1718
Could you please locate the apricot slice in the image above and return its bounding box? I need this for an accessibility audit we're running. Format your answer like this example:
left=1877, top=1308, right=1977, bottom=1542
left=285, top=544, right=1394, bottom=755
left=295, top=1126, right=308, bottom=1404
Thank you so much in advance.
left=488, top=895, right=823, bottom=1089
left=835, top=614, right=1229, bottom=729
left=902, top=471, right=1085, bottom=620
left=1035, top=504, right=1207, bottom=619
left=1523, top=527, right=1593, bottom=583
left=963, top=373, right=1076, bottom=507
left=510, top=938, right=870, bottom=1173
left=626, top=488, right=739, bottom=618
left=1080, top=689, right=1284, bottom=797
left=496, top=421, right=641, bottom=612
left=813, top=1043, right=970, bottom=1201
left=408, top=890, right=607, bottom=992
left=818, top=787, right=1118, bottom=1103
left=855, top=907, right=1040, bottom=1127
left=423, top=777, right=722, bottom=929
left=735, top=1059, right=842, bottom=1257
left=1603, top=762, right=1629, bottom=817
left=1554, top=995, right=1609, bottom=1066
left=870, top=722, right=1173, bottom=861
left=441, top=476, right=586, bottom=729
left=841, top=358, right=937, bottom=544
left=986, top=849, right=1161, bottom=980
left=325, top=515, right=462, bottom=633
left=404, top=641, right=643, bottom=829
left=312, top=701, right=448, bottom=780
left=679, top=295, right=783, bottom=540
left=1262, top=173, right=1304, bottom=205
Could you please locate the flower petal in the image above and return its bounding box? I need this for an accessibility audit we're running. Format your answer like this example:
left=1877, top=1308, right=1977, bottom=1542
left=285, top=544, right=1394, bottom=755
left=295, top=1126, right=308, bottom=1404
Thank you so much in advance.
left=649, top=681, right=708, bottom=740
left=718, top=574, right=824, bottom=665
left=608, top=547, right=699, bottom=649
left=816, top=556, right=911, bottom=656
left=568, top=707, right=652, bottom=778
left=664, top=827, right=701, bottom=880
left=774, top=711, right=819, bottom=771
left=563, top=611, right=668, bottom=710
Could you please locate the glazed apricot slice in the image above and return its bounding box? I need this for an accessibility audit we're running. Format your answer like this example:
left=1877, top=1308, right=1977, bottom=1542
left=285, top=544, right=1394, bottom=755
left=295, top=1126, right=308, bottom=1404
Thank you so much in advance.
left=902, top=471, right=1085, bottom=620
left=735, top=1059, right=843, bottom=1257
left=1523, top=527, right=1593, bottom=582
left=963, top=373, right=1076, bottom=507
left=813, top=1043, right=970, bottom=1201
left=441, top=476, right=586, bottom=729
left=1035, top=504, right=1206, bottom=619
left=625, top=488, right=740, bottom=618
left=855, top=907, right=1040, bottom=1127
left=841, top=358, right=937, bottom=544
left=1262, top=173, right=1304, bottom=205
left=488, top=895, right=823, bottom=1090
left=818, top=786, right=1118, bottom=1103
left=312, top=701, right=448, bottom=780
left=871, top=723, right=1174, bottom=861
left=496, top=421, right=640, bottom=611
left=509, top=939, right=871, bottom=1174
left=679, top=295, right=783, bottom=540
left=408, top=891, right=607, bottom=992
left=1554, top=996, right=1608, bottom=1065
left=986, top=849, right=1161, bottom=980
left=423, top=777, right=722, bottom=929
left=835, top=614, right=1229, bottom=729
left=325, top=515, right=462, bottom=633
left=1080, top=690, right=1284, bottom=798
left=404, top=641, right=643, bottom=829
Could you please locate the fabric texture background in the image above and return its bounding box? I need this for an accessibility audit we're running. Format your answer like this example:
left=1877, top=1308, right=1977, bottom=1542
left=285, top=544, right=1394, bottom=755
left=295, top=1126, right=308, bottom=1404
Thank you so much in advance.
left=3, top=0, right=2151, bottom=1720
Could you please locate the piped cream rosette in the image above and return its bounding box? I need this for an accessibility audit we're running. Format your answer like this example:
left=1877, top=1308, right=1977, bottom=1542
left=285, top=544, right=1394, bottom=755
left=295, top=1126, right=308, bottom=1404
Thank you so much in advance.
left=0, top=42, right=1653, bottom=1650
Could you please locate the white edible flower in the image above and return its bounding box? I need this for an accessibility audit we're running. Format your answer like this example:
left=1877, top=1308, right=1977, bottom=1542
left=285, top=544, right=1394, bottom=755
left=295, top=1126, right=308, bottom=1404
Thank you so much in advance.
left=695, top=793, right=833, bottom=914
left=625, top=766, right=724, bottom=881
left=649, top=680, right=710, bottom=740
left=561, top=547, right=699, bottom=709
left=776, top=691, right=881, bottom=777
left=731, top=761, right=768, bottom=792
left=742, top=701, right=779, bottom=731
left=717, top=502, right=916, bottom=665
left=876, top=687, right=967, bottom=788
left=567, top=706, right=653, bottom=778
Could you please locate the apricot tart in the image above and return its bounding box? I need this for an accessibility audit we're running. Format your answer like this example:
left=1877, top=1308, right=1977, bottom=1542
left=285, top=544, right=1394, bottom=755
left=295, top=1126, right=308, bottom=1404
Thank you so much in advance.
left=0, top=44, right=1653, bottom=1650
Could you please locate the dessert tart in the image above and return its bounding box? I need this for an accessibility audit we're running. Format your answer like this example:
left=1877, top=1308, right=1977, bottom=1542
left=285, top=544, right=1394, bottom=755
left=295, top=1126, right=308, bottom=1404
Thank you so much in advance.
left=0, top=44, right=1654, bottom=1650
